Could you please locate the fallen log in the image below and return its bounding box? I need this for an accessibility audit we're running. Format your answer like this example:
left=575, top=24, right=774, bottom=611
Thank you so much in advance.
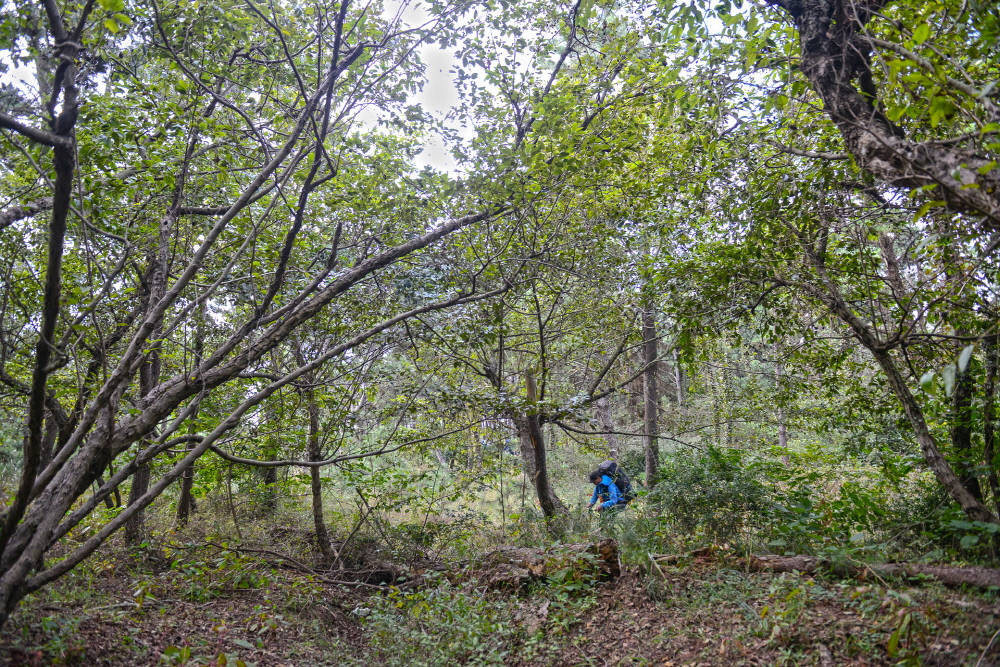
left=748, top=555, right=1000, bottom=590
left=477, top=538, right=621, bottom=589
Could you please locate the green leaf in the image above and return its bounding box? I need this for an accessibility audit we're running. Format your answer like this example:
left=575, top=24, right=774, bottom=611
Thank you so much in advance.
left=958, top=345, right=974, bottom=372
left=919, top=370, right=935, bottom=390
left=912, top=24, right=931, bottom=44
left=232, top=639, right=255, bottom=650
left=942, top=363, right=957, bottom=396
left=104, top=18, right=120, bottom=34
left=960, top=534, right=979, bottom=548
left=887, top=627, right=901, bottom=655
left=912, top=200, right=945, bottom=221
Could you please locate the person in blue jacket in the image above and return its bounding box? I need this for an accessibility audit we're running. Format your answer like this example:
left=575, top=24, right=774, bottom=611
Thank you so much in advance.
left=587, top=469, right=624, bottom=512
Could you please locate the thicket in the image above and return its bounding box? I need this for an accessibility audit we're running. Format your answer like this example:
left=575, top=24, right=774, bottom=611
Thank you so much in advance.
left=0, top=0, right=997, bottom=636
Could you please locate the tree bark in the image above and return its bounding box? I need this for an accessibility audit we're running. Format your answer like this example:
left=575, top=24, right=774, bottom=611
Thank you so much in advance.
left=124, top=214, right=172, bottom=545
left=642, top=305, right=660, bottom=487
left=479, top=538, right=620, bottom=589
left=673, top=348, right=684, bottom=405
left=765, top=0, right=1000, bottom=227
left=594, top=395, right=619, bottom=460
left=176, top=305, right=205, bottom=527
left=776, top=360, right=788, bottom=451
left=515, top=370, right=566, bottom=519
left=306, top=386, right=334, bottom=565
left=952, top=362, right=983, bottom=501
left=983, top=334, right=1000, bottom=518
left=749, top=554, right=1000, bottom=590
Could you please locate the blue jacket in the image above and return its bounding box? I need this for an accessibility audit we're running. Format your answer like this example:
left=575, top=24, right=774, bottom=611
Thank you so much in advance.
left=590, top=475, right=623, bottom=509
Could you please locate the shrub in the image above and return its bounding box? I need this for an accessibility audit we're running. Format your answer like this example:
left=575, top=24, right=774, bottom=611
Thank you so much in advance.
left=649, top=446, right=772, bottom=542
left=361, top=578, right=517, bottom=667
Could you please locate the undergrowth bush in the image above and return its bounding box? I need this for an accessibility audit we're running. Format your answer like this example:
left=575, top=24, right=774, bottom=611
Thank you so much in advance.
left=649, top=446, right=772, bottom=542
left=361, top=577, right=518, bottom=667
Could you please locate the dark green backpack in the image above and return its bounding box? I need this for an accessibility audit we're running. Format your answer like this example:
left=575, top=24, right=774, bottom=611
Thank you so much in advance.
left=597, top=460, right=636, bottom=503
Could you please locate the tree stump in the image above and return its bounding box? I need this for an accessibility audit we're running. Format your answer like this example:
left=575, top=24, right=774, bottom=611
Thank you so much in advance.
left=478, top=538, right=621, bottom=589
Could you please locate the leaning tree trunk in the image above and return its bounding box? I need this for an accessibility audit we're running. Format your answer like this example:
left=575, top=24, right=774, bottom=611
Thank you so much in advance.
left=871, top=350, right=996, bottom=524
left=641, top=304, right=660, bottom=487
left=764, top=0, right=1000, bottom=228
left=782, top=246, right=1000, bottom=525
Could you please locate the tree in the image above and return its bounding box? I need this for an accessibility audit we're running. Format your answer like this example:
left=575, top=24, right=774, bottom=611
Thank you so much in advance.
left=0, top=0, right=509, bottom=624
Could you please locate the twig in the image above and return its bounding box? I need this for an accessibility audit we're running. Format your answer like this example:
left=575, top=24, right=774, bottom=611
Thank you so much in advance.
left=976, top=627, right=1000, bottom=667
left=201, top=542, right=387, bottom=589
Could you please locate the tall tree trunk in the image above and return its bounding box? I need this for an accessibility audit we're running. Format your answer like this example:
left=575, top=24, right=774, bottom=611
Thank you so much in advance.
left=262, top=465, right=278, bottom=512
left=952, top=360, right=983, bottom=501
left=515, top=371, right=565, bottom=519
left=642, top=306, right=660, bottom=487
left=594, top=395, right=619, bottom=460
left=306, top=387, right=334, bottom=565
left=124, top=152, right=181, bottom=542
left=983, top=334, right=1000, bottom=518
left=124, top=254, right=166, bottom=545
left=176, top=304, right=205, bottom=527
left=776, top=360, right=788, bottom=450
left=673, top=348, right=684, bottom=405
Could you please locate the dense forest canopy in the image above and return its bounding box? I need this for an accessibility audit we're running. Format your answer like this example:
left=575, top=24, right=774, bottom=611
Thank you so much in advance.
left=0, top=0, right=998, bottom=638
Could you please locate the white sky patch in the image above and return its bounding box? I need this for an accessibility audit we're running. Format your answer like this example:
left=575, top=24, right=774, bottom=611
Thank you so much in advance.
left=413, top=44, right=462, bottom=172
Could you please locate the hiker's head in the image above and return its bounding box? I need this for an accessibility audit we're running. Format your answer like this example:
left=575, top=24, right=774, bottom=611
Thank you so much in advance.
left=589, top=471, right=602, bottom=485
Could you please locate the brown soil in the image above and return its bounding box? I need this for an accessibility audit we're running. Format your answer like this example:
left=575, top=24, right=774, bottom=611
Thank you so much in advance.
left=1, top=550, right=997, bottom=667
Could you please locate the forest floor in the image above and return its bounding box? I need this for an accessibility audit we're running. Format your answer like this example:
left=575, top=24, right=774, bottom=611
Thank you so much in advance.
left=0, top=539, right=997, bottom=667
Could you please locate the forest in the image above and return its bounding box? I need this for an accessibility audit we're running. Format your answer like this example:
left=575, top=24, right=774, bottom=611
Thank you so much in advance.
left=0, top=0, right=998, bottom=664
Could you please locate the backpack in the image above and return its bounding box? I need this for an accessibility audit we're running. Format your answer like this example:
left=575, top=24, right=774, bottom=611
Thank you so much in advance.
left=597, top=460, right=636, bottom=503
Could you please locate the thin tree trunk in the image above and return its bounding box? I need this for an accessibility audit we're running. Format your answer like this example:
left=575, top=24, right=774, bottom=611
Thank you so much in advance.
left=983, top=334, right=1000, bottom=518
left=176, top=304, right=205, bottom=526
left=306, top=387, right=334, bottom=565
left=952, top=354, right=983, bottom=501
left=594, top=395, right=619, bottom=460
left=262, top=465, right=278, bottom=512
left=776, top=360, right=788, bottom=451
left=175, top=437, right=198, bottom=526
left=673, top=348, right=684, bottom=405
left=642, top=306, right=660, bottom=487
left=123, top=464, right=150, bottom=545
left=515, top=371, right=565, bottom=519
left=95, top=475, right=115, bottom=510
left=124, top=131, right=186, bottom=542
left=124, top=250, right=167, bottom=545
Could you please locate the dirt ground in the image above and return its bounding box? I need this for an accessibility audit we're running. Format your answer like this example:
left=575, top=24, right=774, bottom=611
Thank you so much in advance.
left=1, top=549, right=997, bottom=667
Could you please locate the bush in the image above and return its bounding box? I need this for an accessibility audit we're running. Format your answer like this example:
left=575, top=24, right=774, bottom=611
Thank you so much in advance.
left=649, top=446, right=772, bottom=542
left=361, top=578, right=517, bottom=667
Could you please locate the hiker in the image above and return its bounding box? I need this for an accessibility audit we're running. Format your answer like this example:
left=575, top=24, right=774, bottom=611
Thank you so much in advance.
left=586, top=460, right=635, bottom=512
